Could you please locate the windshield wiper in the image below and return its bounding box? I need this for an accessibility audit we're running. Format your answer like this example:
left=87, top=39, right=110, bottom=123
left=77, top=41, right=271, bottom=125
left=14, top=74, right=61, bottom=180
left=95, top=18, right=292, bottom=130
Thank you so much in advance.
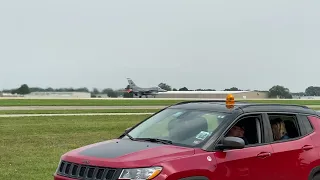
left=134, top=138, right=173, bottom=145
left=126, top=134, right=136, bottom=141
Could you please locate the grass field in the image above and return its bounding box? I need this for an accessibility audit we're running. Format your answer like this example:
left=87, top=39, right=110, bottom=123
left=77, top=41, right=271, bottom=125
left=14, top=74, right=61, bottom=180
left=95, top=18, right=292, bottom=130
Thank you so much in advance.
left=2, top=98, right=320, bottom=106
left=0, top=115, right=150, bottom=180
left=0, top=109, right=161, bottom=115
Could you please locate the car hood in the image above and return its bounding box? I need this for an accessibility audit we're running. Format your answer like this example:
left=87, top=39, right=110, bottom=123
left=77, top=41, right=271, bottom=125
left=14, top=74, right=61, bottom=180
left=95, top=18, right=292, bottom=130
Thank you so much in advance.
left=61, top=139, right=195, bottom=168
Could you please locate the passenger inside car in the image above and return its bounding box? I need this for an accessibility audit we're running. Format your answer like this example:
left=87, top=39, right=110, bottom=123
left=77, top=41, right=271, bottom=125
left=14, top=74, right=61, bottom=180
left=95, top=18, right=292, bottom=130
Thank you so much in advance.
left=271, top=118, right=290, bottom=141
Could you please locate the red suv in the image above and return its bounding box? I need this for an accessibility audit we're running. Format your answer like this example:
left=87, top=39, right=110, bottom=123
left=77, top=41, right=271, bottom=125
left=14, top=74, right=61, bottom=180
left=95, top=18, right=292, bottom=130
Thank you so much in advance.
left=54, top=99, right=320, bottom=180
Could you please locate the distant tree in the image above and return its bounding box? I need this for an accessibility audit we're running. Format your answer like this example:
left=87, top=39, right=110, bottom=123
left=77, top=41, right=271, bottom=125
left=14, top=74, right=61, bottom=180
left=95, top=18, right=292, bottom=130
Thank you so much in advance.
left=102, top=88, right=118, bottom=98
left=29, top=87, right=46, bottom=92
left=46, top=87, right=54, bottom=92
left=179, top=87, right=188, bottom=91
left=12, top=84, right=30, bottom=95
left=74, top=87, right=89, bottom=92
left=158, top=83, right=172, bottom=91
left=172, top=88, right=177, bottom=91
left=195, top=89, right=216, bottom=91
left=305, top=86, right=320, bottom=96
left=224, top=87, right=241, bottom=91
left=268, top=85, right=292, bottom=99
left=55, top=88, right=75, bottom=92
left=2, top=89, right=11, bottom=93
left=92, top=88, right=100, bottom=94
left=11, top=89, right=16, bottom=94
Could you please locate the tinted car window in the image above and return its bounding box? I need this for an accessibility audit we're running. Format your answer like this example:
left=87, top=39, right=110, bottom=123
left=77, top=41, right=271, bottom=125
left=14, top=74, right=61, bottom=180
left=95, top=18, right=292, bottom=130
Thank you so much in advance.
left=302, top=115, right=314, bottom=134
left=125, top=108, right=230, bottom=147
left=268, top=114, right=301, bottom=140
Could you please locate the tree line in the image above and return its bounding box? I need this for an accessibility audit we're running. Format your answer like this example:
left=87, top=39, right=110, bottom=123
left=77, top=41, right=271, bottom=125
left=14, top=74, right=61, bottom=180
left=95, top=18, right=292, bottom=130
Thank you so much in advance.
left=1, top=83, right=320, bottom=99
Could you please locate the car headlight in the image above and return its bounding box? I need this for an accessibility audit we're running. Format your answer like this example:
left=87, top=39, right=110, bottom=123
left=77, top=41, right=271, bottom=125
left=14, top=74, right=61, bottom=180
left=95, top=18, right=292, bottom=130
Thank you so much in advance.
left=119, top=166, right=162, bottom=179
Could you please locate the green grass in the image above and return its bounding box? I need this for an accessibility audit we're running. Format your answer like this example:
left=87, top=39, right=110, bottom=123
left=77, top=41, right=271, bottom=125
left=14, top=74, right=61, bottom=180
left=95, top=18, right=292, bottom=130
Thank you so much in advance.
left=0, top=109, right=161, bottom=115
left=0, top=115, right=150, bottom=180
left=2, top=98, right=320, bottom=106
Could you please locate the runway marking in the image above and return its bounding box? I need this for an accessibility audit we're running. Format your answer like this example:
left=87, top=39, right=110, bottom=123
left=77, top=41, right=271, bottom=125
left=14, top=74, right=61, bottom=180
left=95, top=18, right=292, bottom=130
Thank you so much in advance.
left=0, top=112, right=154, bottom=117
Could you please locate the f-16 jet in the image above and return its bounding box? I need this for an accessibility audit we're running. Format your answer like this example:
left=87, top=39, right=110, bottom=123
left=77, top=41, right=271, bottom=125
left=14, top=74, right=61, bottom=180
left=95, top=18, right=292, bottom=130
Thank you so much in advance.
left=126, top=78, right=167, bottom=98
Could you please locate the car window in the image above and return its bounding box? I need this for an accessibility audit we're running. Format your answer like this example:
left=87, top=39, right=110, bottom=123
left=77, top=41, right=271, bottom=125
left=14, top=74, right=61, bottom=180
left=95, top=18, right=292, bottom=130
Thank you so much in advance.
left=224, top=115, right=263, bottom=146
left=303, top=116, right=314, bottom=134
left=268, top=114, right=301, bottom=142
left=126, top=108, right=230, bottom=147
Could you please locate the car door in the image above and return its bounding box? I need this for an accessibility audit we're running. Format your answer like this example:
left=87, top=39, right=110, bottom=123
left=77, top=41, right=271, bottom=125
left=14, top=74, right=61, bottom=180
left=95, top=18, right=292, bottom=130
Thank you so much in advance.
left=212, top=113, right=276, bottom=180
left=266, top=113, right=318, bottom=180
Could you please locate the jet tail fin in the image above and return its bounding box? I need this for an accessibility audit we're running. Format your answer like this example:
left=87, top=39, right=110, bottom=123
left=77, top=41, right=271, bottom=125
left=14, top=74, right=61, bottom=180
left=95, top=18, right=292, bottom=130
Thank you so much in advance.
left=127, top=78, right=139, bottom=89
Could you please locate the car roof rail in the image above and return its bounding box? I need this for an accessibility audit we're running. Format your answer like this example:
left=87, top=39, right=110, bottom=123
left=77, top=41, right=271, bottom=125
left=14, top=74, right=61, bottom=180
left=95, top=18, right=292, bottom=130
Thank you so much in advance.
left=239, top=103, right=310, bottom=109
left=170, top=100, right=311, bottom=111
left=173, top=100, right=227, bottom=105
left=171, top=100, right=256, bottom=105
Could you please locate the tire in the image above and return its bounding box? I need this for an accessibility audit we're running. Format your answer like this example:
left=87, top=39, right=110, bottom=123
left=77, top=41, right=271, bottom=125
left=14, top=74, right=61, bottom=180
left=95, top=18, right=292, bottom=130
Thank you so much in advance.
left=313, top=173, right=320, bottom=180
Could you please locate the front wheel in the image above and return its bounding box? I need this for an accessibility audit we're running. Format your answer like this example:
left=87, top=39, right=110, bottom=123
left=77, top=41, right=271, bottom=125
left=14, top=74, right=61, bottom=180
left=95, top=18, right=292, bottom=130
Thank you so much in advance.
left=313, top=173, right=320, bottom=180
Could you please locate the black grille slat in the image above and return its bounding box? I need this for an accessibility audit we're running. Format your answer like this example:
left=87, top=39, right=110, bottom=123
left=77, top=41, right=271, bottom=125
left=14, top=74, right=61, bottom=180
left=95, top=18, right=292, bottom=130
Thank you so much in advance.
left=65, top=163, right=71, bottom=175
left=59, top=161, right=65, bottom=173
left=96, top=169, right=105, bottom=180
left=105, top=169, right=116, bottom=180
left=87, top=167, right=95, bottom=178
left=83, top=166, right=90, bottom=179
left=56, top=160, right=119, bottom=180
left=92, top=167, right=99, bottom=179
left=79, top=166, right=86, bottom=177
left=71, top=164, right=78, bottom=176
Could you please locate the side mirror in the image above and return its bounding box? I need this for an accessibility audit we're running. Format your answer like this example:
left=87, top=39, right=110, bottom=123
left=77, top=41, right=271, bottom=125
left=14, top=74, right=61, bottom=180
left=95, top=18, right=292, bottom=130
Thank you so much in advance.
left=216, top=137, right=245, bottom=150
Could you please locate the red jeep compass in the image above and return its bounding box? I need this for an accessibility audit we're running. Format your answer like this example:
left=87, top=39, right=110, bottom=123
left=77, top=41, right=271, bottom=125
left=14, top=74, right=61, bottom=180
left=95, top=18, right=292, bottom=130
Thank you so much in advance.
left=54, top=97, right=320, bottom=180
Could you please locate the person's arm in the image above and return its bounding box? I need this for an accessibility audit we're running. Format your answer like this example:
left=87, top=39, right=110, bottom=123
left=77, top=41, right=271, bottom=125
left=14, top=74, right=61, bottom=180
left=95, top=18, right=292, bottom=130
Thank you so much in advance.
left=280, top=134, right=290, bottom=140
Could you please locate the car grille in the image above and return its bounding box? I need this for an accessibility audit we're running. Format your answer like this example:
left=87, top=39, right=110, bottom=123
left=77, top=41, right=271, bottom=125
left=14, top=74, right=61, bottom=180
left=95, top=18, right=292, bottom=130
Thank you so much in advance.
left=56, top=160, right=121, bottom=180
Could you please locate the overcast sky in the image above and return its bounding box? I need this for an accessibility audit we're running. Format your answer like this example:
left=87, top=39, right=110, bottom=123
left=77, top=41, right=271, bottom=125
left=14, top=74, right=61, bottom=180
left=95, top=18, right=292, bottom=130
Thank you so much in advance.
left=0, top=0, right=319, bottom=92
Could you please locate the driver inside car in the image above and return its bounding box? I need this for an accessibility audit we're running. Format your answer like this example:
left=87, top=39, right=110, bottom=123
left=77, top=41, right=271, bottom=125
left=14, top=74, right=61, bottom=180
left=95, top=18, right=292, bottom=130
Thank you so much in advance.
left=226, top=122, right=249, bottom=145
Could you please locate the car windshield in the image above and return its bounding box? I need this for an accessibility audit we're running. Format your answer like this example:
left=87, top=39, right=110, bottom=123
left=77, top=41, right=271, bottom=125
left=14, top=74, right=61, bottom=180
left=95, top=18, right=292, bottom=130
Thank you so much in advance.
left=124, top=108, right=230, bottom=147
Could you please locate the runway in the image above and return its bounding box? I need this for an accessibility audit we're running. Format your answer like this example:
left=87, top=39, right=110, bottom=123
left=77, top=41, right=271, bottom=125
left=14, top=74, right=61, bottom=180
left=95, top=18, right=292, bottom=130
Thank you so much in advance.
left=0, top=106, right=166, bottom=110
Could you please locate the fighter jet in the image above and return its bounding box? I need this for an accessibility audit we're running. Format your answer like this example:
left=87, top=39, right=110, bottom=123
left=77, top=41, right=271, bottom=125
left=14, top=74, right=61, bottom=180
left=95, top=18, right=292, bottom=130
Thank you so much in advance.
left=126, top=78, right=167, bottom=98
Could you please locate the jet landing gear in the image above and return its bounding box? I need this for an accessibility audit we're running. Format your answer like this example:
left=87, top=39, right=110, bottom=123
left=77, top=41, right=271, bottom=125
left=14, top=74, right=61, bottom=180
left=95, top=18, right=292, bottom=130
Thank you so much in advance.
left=138, top=95, right=150, bottom=98
left=135, top=94, right=154, bottom=98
